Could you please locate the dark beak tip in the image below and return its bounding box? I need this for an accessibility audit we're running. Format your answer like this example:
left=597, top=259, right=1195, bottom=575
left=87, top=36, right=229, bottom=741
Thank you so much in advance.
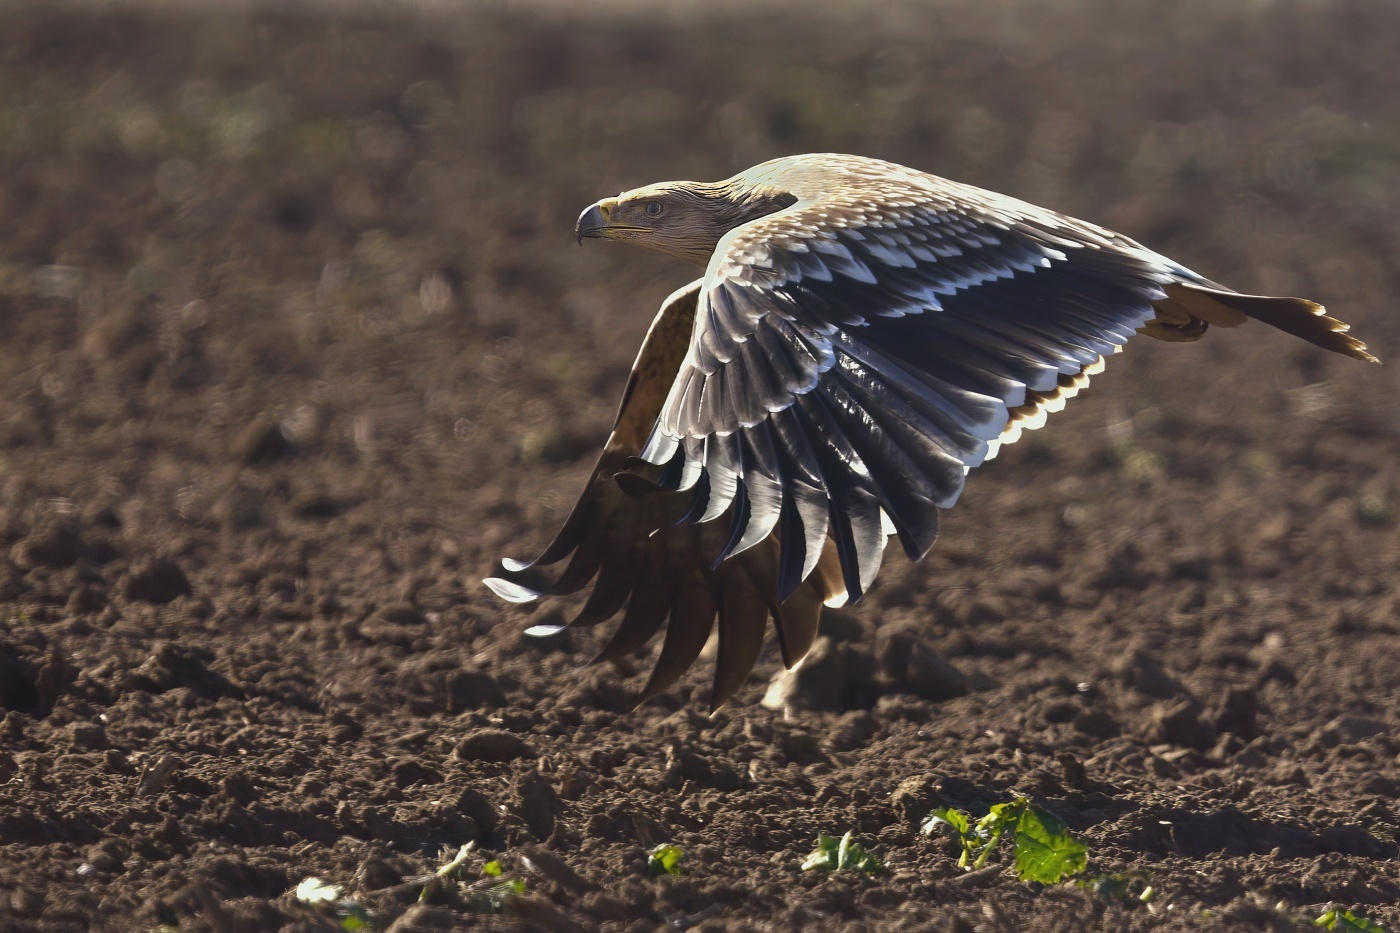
left=575, top=203, right=609, bottom=243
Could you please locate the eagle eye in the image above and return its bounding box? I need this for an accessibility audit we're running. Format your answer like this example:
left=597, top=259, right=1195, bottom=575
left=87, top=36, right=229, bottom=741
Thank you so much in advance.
left=644, top=201, right=665, bottom=218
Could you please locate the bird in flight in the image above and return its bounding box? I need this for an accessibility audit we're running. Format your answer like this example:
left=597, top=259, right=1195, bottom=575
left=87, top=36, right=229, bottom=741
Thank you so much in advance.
left=485, top=153, right=1377, bottom=711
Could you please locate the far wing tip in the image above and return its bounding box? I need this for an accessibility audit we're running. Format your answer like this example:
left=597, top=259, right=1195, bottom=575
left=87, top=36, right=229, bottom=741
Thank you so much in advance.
left=483, top=576, right=542, bottom=603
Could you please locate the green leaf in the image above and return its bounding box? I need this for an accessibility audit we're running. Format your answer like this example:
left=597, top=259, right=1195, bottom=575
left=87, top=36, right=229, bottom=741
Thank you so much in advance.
left=648, top=844, right=684, bottom=876
left=1011, top=804, right=1088, bottom=884
left=801, top=832, right=879, bottom=873
left=482, top=860, right=503, bottom=878
left=923, top=807, right=979, bottom=867
left=836, top=831, right=881, bottom=872
left=801, top=834, right=840, bottom=872
left=965, top=800, right=1022, bottom=869
left=922, top=807, right=971, bottom=838
left=1317, top=909, right=1387, bottom=932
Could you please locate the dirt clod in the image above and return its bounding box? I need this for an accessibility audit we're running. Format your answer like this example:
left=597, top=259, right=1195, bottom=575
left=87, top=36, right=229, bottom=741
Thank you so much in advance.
left=1148, top=701, right=1218, bottom=750
left=10, top=520, right=82, bottom=570
left=120, top=556, right=193, bottom=604
left=453, top=729, right=535, bottom=763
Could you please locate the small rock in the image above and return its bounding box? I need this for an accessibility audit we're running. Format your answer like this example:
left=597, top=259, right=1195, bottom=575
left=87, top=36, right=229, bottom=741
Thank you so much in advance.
left=103, top=749, right=135, bottom=774
left=453, top=729, right=535, bottom=763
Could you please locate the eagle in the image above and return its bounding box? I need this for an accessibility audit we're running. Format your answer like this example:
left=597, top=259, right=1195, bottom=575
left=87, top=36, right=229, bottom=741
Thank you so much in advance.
left=484, top=153, right=1377, bottom=711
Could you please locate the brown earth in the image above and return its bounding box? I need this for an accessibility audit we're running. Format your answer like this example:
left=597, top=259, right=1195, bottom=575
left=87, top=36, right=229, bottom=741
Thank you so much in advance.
left=2, top=3, right=1399, bottom=931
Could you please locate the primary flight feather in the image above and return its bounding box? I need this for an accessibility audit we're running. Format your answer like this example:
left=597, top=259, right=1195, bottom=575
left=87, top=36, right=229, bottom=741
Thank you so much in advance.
left=485, top=153, right=1377, bottom=711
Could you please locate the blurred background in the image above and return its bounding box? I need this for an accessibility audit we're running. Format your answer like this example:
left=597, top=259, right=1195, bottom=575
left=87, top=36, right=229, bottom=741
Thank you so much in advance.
left=2, top=2, right=1397, bottom=539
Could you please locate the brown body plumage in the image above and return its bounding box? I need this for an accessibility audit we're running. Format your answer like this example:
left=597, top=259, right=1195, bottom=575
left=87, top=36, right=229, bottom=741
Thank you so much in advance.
left=486, top=154, right=1377, bottom=711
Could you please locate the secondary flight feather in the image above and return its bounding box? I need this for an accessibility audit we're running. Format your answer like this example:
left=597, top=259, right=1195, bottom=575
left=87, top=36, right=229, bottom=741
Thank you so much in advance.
left=485, top=153, right=1377, bottom=710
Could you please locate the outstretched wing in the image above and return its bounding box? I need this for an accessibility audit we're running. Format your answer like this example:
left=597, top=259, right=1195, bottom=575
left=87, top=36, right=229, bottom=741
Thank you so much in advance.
left=632, top=165, right=1368, bottom=609
left=485, top=281, right=842, bottom=710
left=491, top=157, right=1375, bottom=710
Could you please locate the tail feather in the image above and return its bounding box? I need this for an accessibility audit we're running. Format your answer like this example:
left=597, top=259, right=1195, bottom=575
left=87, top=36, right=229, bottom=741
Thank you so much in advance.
left=1148, top=282, right=1379, bottom=363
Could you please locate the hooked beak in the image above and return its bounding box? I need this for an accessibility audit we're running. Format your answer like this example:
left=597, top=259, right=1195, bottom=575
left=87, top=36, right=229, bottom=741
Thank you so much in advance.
left=575, top=197, right=618, bottom=244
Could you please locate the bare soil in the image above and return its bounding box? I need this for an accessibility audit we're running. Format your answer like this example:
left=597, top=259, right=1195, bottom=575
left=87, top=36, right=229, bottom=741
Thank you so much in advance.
left=2, top=3, right=1399, bottom=930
